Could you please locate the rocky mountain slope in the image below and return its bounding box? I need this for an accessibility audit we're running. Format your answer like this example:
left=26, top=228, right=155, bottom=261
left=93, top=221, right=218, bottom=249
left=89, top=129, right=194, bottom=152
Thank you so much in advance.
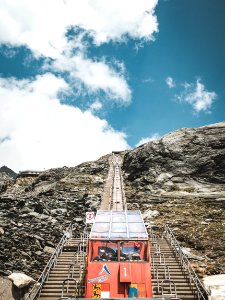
left=0, top=155, right=109, bottom=279
left=0, top=166, right=17, bottom=179
left=0, top=121, right=224, bottom=285
left=0, top=167, right=16, bottom=194
left=123, top=122, right=225, bottom=276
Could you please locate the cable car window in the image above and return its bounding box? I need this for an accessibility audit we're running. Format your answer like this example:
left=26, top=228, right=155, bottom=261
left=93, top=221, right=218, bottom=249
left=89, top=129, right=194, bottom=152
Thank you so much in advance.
left=92, top=241, right=118, bottom=262
left=119, top=241, right=147, bottom=261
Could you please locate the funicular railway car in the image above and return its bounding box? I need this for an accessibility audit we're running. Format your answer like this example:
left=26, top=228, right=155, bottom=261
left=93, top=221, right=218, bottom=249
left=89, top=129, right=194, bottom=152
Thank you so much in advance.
left=85, top=210, right=153, bottom=298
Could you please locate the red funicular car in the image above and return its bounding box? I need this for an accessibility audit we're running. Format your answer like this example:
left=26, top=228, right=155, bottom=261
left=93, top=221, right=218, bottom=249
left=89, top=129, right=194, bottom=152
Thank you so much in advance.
left=85, top=210, right=152, bottom=298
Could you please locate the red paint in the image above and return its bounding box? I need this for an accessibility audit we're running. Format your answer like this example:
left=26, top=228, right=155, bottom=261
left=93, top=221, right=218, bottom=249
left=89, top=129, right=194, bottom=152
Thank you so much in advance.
left=85, top=240, right=153, bottom=298
left=120, top=263, right=131, bottom=282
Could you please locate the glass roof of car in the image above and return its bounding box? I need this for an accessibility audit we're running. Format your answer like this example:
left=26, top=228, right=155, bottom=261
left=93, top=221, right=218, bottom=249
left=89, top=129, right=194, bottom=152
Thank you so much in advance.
left=90, top=210, right=148, bottom=240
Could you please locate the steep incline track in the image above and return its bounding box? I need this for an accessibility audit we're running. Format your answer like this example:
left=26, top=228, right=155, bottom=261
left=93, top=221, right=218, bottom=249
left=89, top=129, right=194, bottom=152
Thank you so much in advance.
left=104, top=154, right=205, bottom=299
left=100, top=153, right=126, bottom=211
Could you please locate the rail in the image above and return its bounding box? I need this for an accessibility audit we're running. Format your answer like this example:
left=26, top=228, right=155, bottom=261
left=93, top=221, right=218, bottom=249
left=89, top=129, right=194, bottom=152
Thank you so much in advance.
left=110, top=153, right=127, bottom=211
left=25, top=223, right=74, bottom=300
left=163, top=224, right=209, bottom=300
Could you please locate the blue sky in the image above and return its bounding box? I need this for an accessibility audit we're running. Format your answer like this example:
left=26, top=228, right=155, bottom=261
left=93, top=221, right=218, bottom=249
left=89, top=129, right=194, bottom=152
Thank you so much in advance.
left=0, top=0, right=224, bottom=171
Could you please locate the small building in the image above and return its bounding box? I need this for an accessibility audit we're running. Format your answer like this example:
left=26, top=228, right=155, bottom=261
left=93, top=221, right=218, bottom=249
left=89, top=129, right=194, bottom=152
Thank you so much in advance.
left=17, top=170, right=41, bottom=178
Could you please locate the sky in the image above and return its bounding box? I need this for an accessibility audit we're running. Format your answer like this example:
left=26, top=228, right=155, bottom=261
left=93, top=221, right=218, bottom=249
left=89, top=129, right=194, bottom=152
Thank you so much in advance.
left=0, top=0, right=225, bottom=172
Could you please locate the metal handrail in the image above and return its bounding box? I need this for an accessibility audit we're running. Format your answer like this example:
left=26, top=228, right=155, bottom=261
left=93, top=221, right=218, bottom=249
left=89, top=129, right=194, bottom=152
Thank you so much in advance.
left=72, top=248, right=86, bottom=268
left=68, top=263, right=84, bottom=280
left=151, top=251, right=166, bottom=278
left=150, top=233, right=157, bottom=242
left=79, top=228, right=89, bottom=263
left=65, top=230, right=87, bottom=298
left=60, top=278, right=80, bottom=299
left=25, top=223, right=74, bottom=300
left=156, top=265, right=171, bottom=293
left=164, top=224, right=209, bottom=300
left=161, top=279, right=178, bottom=298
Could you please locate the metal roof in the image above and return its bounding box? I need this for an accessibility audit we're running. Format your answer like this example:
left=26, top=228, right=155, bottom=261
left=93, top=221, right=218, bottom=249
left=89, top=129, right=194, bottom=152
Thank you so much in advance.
left=90, top=210, right=148, bottom=240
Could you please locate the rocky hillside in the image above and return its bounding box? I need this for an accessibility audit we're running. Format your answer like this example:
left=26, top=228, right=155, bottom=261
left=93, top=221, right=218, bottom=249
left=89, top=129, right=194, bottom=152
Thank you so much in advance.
left=0, top=166, right=17, bottom=179
left=0, top=121, right=224, bottom=285
left=0, top=155, right=109, bottom=279
left=123, top=122, right=225, bottom=276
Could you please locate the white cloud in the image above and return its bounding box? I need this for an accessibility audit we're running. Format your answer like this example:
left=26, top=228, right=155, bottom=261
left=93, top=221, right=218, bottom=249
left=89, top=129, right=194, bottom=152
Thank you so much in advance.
left=0, top=0, right=159, bottom=105
left=166, top=76, right=175, bottom=88
left=176, top=79, right=217, bottom=113
left=89, top=100, right=103, bottom=112
left=48, top=52, right=131, bottom=103
left=0, top=0, right=158, bottom=58
left=0, top=74, right=129, bottom=172
left=136, top=133, right=160, bottom=147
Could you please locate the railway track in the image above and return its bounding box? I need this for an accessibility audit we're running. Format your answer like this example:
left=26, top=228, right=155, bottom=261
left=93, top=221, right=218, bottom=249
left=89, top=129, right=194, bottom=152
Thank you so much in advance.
left=26, top=153, right=208, bottom=300
left=100, top=153, right=126, bottom=210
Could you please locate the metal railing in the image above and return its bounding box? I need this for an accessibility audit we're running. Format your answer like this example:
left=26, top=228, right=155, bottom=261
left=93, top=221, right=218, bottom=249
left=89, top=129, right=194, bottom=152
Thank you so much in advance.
left=151, top=252, right=166, bottom=278
left=163, top=224, right=209, bottom=300
left=156, top=265, right=171, bottom=294
left=150, top=242, right=177, bottom=298
left=60, top=278, right=80, bottom=299
left=25, top=223, right=74, bottom=300
left=161, top=279, right=180, bottom=299
left=66, top=256, right=85, bottom=297
left=63, top=227, right=88, bottom=299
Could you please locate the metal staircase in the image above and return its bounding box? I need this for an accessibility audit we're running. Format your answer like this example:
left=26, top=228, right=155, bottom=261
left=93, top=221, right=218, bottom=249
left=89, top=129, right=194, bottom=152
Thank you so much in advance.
left=26, top=227, right=88, bottom=300
left=38, top=239, right=86, bottom=300
left=150, top=226, right=209, bottom=300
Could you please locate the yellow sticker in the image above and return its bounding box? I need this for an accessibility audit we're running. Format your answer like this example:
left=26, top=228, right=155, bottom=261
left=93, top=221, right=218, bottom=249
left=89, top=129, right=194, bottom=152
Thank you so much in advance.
left=92, top=283, right=101, bottom=298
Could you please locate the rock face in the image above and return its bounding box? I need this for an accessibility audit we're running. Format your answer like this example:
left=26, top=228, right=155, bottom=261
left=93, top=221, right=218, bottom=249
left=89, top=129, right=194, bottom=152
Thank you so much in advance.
left=122, top=122, right=225, bottom=275
left=0, top=155, right=109, bottom=279
left=0, top=166, right=17, bottom=179
left=0, top=121, right=224, bottom=284
left=0, top=166, right=16, bottom=193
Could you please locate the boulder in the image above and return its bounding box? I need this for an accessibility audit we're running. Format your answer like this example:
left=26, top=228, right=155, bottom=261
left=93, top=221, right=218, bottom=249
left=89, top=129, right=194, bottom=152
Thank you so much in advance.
left=142, top=209, right=160, bottom=220
left=43, top=246, right=55, bottom=254
left=8, top=272, right=36, bottom=288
